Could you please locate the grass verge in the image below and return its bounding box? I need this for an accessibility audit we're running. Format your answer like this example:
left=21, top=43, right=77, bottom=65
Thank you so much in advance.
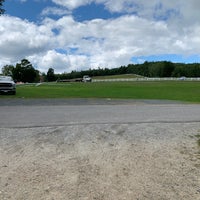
left=0, top=81, right=200, bottom=103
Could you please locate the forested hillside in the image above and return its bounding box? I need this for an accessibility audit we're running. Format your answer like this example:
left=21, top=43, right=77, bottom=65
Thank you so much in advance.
left=58, top=61, right=200, bottom=80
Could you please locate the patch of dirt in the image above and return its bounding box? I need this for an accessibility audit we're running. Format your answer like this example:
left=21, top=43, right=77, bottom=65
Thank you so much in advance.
left=0, top=123, right=200, bottom=200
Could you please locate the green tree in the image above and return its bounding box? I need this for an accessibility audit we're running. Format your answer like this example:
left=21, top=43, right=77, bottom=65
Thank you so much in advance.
left=0, top=0, right=5, bottom=15
left=22, top=59, right=39, bottom=82
left=172, top=65, right=186, bottom=77
left=148, top=61, right=174, bottom=77
left=161, top=61, right=175, bottom=77
left=12, top=59, right=39, bottom=82
left=12, top=63, right=22, bottom=82
left=185, top=64, right=200, bottom=77
left=47, top=68, right=56, bottom=82
left=2, top=65, right=15, bottom=76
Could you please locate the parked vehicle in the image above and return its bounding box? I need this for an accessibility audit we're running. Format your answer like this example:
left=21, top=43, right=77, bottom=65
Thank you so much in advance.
left=179, top=76, right=186, bottom=81
left=82, top=75, right=92, bottom=82
left=0, top=76, right=16, bottom=95
left=57, top=75, right=92, bottom=83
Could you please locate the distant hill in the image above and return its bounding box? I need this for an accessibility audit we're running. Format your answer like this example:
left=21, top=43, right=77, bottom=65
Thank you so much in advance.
left=56, top=61, right=200, bottom=80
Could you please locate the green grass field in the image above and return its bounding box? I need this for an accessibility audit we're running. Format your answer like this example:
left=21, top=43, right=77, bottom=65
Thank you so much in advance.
left=1, top=81, right=200, bottom=103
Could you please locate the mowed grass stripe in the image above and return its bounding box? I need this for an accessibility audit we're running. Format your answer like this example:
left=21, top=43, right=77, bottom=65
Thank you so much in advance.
left=1, top=81, right=200, bottom=103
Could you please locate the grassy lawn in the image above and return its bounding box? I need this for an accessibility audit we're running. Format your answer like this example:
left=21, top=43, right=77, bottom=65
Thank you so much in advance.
left=0, top=81, right=200, bottom=103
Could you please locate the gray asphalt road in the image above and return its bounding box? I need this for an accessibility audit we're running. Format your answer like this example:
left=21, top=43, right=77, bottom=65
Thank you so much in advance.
left=0, top=99, right=199, bottom=128
left=1, top=98, right=200, bottom=200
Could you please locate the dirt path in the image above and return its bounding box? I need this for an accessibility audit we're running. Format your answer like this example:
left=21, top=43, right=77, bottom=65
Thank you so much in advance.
left=0, top=122, right=200, bottom=200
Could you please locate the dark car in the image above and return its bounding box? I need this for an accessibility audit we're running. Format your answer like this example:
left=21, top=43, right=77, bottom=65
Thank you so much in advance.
left=0, top=76, right=16, bottom=95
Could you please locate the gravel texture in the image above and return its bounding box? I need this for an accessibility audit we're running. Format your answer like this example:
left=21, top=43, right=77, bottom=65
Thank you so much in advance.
left=0, top=99, right=200, bottom=199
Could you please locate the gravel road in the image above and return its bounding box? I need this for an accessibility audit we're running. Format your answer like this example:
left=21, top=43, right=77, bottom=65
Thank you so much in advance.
left=0, top=98, right=200, bottom=199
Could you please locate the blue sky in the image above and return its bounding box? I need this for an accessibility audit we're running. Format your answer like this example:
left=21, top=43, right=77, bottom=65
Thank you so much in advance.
left=4, top=0, right=51, bottom=22
left=4, top=1, right=121, bottom=22
left=73, top=3, right=122, bottom=22
left=1, top=0, right=200, bottom=73
left=131, top=54, right=200, bottom=64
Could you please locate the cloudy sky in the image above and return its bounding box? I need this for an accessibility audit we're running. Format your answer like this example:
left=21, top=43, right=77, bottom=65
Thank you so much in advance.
left=1, top=0, right=200, bottom=73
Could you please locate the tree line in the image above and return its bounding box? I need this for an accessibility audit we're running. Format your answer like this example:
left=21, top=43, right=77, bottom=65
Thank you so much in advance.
left=1, top=59, right=41, bottom=82
left=1, top=60, right=57, bottom=82
left=58, top=61, right=200, bottom=80
left=1, top=60, right=200, bottom=82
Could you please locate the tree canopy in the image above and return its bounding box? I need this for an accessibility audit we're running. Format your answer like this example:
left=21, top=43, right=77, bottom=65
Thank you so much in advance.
left=2, top=59, right=40, bottom=83
left=1, top=65, right=14, bottom=76
left=46, top=68, right=56, bottom=82
left=56, top=61, right=200, bottom=80
left=13, top=59, right=39, bottom=82
left=2, top=60, right=200, bottom=82
left=0, top=0, right=5, bottom=15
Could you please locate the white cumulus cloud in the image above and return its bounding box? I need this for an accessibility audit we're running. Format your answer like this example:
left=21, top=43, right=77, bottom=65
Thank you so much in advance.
left=1, top=0, right=200, bottom=73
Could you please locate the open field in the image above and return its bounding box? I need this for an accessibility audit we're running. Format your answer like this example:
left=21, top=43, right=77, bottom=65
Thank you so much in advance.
left=0, top=81, right=200, bottom=103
